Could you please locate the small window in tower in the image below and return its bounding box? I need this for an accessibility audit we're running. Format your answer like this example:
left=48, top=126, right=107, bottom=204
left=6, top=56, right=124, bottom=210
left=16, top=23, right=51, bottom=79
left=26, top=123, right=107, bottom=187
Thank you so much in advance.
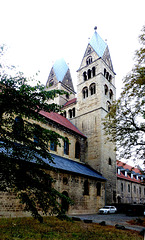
left=72, top=108, right=75, bottom=117
left=87, top=69, right=91, bottom=79
left=107, top=101, right=111, bottom=112
left=104, top=68, right=106, bottom=77
left=108, top=157, right=112, bottom=165
left=82, top=87, right=88, bottom=99
left=90, top=83, right=96, bottom=95
left=83, top=180, right=89, bottom=195
left=109, top=75, right=112, bottom=83
left=96, top=182, right=101, bottom=196
left=69, top=109, right=72, bottom=118
left=106, top=72, right=109, bottom=80
left=66, top=92, right=69, bottom=99
left=92, top=67, right=96, bottom=77
left=86, top=56, right=92, bottom=65
left=49, top=80, right=54, bottom=87
left=83, top=72, right=87, bottom=81
left=109, top=89, right=113, bottom=100
left=104, top=85, right=108, bottom=95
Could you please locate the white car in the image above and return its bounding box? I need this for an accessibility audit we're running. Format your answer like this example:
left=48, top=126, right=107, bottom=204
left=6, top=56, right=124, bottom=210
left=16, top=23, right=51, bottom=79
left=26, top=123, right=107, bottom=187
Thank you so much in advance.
left=99, top=206, right=117, bottom=214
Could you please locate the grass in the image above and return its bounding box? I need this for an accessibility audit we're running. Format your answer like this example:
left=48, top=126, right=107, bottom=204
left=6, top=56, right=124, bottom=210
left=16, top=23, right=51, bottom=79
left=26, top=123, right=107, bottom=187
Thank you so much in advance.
left=0, top=216, right=143, bottom=240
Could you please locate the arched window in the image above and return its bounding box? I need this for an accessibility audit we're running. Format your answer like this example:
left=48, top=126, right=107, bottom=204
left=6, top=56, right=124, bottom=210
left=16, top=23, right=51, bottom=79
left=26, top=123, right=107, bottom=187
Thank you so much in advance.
left=109, top=75, right=112, bottom=83
left=109, top=89, right=113, bottom=100
left=50, top=141, right=57, bottom=151
left=75, top=141, right=80, bottom=159
left=90, top=83, right=96, bottom=95
left=72, top=108, right=75, bottom=117
left=104, top=85, right=108, bottom=95
left=49, top=80, right=54, bottom=87
left=13, top=116, right=24, bottom=139
left=82, top=87, right=88, bottom=99
left=61, top=191, right=69, bottom=213
left=69, top=109, right=72, bottom=118
left=83, top=180, right=89, bottom=195
left=128, top=184, right=130, bottom=192
left=83, top=71, right=87, bottom=81
left=64, top=137, right=69, bottom=155
left=87, top=69, right=91, bottom=79
left=106, top=72, right=109, bottom=80
left=96, top=182, right=101, bottom=196
left=108, top=157, right=112, bottom=165
left=107, top=101, right=111, bottom=112
left=92, top=67, right=96, bottom=77
left=34, top=125, right=42, bottom=145
left=86, top=56, right=92, bottom=65
left=66, top=92, right=69, bottom=99
left=121, top=183, right=123, bottom=192
left=104, top=68, right=106, bottom=77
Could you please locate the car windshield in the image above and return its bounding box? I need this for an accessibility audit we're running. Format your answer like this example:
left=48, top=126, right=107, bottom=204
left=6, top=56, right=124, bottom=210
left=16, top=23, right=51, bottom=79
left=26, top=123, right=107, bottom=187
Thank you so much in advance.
left=103, top=207, right=110, bottom=209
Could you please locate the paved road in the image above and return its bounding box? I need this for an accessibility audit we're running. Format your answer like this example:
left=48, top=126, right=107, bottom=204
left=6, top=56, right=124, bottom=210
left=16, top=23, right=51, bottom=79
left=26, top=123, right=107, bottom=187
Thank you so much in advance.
left=69, top=213, right=145, bottom=232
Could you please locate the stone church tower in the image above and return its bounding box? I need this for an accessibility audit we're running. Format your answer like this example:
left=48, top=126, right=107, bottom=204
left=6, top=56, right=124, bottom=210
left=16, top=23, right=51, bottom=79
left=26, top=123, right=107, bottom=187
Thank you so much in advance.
left=73, top=28, right=117, bottom=204
left=46, top=28, right=117, bottom=204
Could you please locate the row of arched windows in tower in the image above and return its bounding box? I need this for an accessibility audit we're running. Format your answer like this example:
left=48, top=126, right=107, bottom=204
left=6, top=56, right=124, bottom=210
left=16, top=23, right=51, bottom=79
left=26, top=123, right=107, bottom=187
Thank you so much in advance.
left=104, top=85, right=113, bottom=100
left=82, top=83, right=96, bottom=99
left=104, top=68, right=112, bottom=83
left=83, top=67, right=96, bottom=81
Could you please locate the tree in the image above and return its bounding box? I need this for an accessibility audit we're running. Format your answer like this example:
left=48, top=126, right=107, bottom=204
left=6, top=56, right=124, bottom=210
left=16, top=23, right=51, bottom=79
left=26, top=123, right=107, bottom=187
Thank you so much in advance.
left=103, top=25, right=145, bottom=162
left=0, top=67, right=72, bottom=222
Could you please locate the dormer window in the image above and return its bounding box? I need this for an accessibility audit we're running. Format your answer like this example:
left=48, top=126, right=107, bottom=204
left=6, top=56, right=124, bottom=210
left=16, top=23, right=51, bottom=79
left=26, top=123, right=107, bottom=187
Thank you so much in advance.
left=125, top=171, right=127, bottom=177
left=136, top=175, right=138, bottom=180
left=86, top=56, right=92, bottom=65
left=131, top=173, right=133, bottom=179
left=118, top=169, right=120, bottom=175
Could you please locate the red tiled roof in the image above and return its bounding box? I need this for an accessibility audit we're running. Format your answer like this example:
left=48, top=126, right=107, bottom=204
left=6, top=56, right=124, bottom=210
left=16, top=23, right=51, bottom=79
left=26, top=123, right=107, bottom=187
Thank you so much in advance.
left=117, top=160, right=141, bottom=174
left=63, top=98, right=77, bottom=107
left=39, top=110, right=86, bottom=138
left=117, top=160, right=144, bottom=184
left=117, top=172, right=141, bottom=183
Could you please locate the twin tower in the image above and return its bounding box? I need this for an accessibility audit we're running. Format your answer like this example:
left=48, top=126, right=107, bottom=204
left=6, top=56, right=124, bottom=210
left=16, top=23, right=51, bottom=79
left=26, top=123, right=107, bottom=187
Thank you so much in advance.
left=46, top=28, right=116, bottom=204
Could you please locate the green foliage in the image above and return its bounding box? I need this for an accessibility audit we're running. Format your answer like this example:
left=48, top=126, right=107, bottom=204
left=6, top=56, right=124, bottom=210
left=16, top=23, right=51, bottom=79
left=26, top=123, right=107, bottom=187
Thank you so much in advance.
left=0, top=59, right=72, bottom=220
left=0, top=217, right=142, bottom=240
left=103, top=25, right=145, bottom=161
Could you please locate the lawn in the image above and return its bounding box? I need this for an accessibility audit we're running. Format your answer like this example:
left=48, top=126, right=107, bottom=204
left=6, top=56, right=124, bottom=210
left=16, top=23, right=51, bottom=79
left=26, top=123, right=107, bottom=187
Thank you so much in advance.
left=0, top=216, right=143, bottom=240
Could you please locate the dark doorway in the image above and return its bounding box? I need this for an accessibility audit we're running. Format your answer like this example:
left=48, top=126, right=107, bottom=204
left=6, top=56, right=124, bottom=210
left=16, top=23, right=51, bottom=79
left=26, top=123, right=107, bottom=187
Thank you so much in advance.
left=61, top=191, right=69, bottom=213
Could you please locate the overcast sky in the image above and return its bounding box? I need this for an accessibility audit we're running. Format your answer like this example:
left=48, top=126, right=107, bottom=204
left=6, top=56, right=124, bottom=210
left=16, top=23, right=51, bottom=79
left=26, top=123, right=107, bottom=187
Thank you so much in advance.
left=0, top=0, right=145, bottom=98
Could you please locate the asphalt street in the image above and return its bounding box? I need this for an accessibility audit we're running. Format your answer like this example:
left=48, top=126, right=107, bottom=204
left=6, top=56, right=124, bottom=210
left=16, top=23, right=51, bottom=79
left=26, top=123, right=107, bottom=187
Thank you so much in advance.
left=69, top=213, right=145, bottom=232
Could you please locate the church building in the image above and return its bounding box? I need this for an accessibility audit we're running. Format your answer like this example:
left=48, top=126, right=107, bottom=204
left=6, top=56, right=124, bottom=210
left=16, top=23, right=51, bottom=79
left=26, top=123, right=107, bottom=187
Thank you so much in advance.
left=0, top=28, right=118, bottom=217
